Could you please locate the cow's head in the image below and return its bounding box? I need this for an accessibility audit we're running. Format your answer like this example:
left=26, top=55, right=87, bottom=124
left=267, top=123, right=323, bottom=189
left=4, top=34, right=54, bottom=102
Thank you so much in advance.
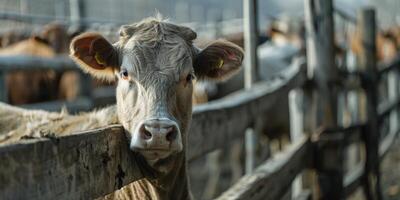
left=70, top=17, right=243, bottom=173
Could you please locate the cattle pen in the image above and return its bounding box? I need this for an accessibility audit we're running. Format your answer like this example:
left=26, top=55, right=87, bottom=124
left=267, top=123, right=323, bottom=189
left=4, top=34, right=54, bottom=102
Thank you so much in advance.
left=0, top=0, right=400, bottom=200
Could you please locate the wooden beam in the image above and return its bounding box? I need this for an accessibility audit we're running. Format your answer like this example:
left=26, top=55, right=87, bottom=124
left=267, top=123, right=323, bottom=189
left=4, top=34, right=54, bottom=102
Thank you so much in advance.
left=378, top=98, right=400, bottom=120
left=0, top=71, right=7, bottom=102
left=0, top=12, right=124, bottom=27
left=387, top=68, right=399, bottom=134
left=333, top=4, right=357, bottom=24
left=20, top=97, right=93, bottom=113
left=215, top=136, right=311, bottom=200
left=304, top=0, right=337, bottom=127
left=379, top=128, right=399, bottom=160
left=289, top=89, right=306, bottom=198
left=294, top=190, right=312, bottom=200
left=188, top=60, right=306, bottom=160
left=305, top=0, right=342, bottom=199
left=69, top=0, right=84, bottom=29
left=0, top=56, right=78, bottom=72
left=358, top=8, right=383, bottom=200
left=243, top=0, right=259, bottom=174
left=0, top=125, right=144, bottom=200
left=344, top=163, right=364, bottom=197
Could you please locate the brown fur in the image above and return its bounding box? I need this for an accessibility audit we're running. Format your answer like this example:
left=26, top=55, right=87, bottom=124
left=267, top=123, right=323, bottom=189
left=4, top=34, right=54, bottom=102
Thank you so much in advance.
left=0, top=24, right=82, bottom=104
left=0, top=103, right=117, bottom=144
left=0, top=37, right=61, bottom=104
left=0, top=31, right=30, bottom=47
left=350, top=29, right=399, bottom=63
left=41, top=23, right=71, bottom=54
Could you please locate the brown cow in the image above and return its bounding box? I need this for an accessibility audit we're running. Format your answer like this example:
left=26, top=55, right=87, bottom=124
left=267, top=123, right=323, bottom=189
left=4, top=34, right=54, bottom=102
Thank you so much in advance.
left=0, top=16, right=244, bottom=199
left=0, top=30, right=30, bottom=47
left=41, top=23, right=72, bottom=54
left=0, top=24, right=82, bottom=104
left=350, top=28, right=399, bottom=63
left=0, top=36, right=60, bottom=104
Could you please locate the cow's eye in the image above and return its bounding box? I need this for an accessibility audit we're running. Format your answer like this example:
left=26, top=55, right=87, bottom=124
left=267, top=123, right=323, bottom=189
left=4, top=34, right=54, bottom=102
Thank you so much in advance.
left=120, top=69, right=129, bottom=80
left=186, top=73, right=195, bottom=83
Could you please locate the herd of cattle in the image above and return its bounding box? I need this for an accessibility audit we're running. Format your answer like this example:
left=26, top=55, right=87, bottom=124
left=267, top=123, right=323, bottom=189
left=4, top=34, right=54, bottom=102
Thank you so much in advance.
left=0, top=16, right=399, bottom=199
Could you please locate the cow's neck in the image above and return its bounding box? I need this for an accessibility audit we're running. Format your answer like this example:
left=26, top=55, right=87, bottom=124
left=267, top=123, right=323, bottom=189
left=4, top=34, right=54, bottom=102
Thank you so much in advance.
left=132, top=153, right=190, bottom=200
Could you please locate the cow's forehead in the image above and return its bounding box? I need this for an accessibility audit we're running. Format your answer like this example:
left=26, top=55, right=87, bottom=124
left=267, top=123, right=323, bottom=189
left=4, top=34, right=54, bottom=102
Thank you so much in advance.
left=120, top=40, right=192, bottom=82
left=116, top=17, right=197, bottom=81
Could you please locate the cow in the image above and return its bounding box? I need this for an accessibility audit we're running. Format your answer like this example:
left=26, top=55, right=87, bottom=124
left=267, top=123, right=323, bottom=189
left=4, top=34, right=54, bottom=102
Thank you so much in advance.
left=0, top=24, right=84, bottom=104
left=0, top=36, right=61, bottom=104
left=0, top=30, right=30, bottom=48
left=0, top=16, right=244, bottom=200
left=349, top=28, right=399, bottom=64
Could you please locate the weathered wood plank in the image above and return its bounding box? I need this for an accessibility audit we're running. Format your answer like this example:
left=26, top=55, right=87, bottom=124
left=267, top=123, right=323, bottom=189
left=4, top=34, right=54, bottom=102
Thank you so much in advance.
left=0, top=12, right=123, bottom=27
left=379, top=128, right=399, bottom=160
left=305, top=0, right=343, bottom=198
left=358, top=8, right=383, bottom=200
left=333, top=5, right=356, bottom=24
left=0, top=125, right=144, bottom=200
left=304, top=0, right=338, bottom=126
left=20, top=97, right=93, bottom=113
left=378, top=98, right=400, bottom=120
left=289, top=89, right=306, bottom=198
left=243, top=0, right=259, bottom=174
left=215, top=136, right=311, bottom=200
left=344, top=163, right=364, bottom=197
left=0, top=71, right=7, bottom=102
left=294, top=190, right=312, bottom=200
left=188, top=59, right=306, bottom=160
left=0, top=56, right=78, bottom=72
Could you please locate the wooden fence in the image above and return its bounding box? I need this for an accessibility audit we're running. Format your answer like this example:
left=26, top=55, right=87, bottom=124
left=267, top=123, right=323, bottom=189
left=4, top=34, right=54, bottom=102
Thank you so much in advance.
left=0, top=0, right=400, bottom=200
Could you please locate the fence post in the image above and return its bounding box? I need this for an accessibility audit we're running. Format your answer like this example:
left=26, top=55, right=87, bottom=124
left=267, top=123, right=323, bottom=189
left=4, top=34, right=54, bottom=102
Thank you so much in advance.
left=289, top=88, right=305, bottom=198
left=0, top=72, right=7, bottom=102
left=388, top=71, right=398, bottom=134
left=69, top=0, right=84, bottom=29
left=357, top=8, right=382, bottom=200
left=78, top=72, right=92, bottom=100
left=304, top=0, right=344, bottom=199
left=304, top=0, right=338, bottom=126
left=243, top=0, right=259, bottom=174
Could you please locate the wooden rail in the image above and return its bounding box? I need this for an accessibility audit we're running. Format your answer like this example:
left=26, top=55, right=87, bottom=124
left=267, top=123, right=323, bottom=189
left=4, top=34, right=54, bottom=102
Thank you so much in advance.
left=0, top=60, right=306, bottom=199
left=0, top=56, right=78, bottom=72
left=20, top=97, right=93, bottom=112
left=0, top=125, right=143, bottom=200
left=215, top=136, right=311, bottom=200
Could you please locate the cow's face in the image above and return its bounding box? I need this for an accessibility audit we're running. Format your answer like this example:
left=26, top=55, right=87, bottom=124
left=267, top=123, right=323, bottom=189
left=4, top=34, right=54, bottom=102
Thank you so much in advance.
left=70, top=17, right=243, bottom=173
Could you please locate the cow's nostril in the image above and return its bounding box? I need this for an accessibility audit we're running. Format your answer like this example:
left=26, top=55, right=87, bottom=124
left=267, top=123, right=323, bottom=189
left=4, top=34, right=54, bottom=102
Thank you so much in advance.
left=166, top=127, right=177, bottom=142
left=141, top=126, right=152, bottom=140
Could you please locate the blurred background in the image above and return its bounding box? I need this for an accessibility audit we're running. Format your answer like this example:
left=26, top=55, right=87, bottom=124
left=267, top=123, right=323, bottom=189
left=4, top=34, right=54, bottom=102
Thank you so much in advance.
left=0, top=0, right=399, bottom=38
left=0, top=0, right=399, bottom=199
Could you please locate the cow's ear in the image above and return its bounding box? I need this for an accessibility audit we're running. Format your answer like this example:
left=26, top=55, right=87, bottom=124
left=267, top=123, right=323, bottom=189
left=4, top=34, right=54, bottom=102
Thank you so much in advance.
left=70, top=32, right=119, bottom=81
left=193, top=40, right=243, bottom=81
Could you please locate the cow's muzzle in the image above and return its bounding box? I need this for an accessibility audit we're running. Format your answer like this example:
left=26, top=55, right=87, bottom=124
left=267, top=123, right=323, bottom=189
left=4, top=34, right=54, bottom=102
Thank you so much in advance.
left=130, top=118, right=183, bottom=161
